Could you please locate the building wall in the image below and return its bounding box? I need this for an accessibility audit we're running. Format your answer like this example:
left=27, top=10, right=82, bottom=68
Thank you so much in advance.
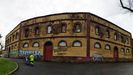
left=6, top=13, right=88, bottom=60
left=5, top=25, right=20, bottom=58
left=89, top=14, right=132, bottom=61
left=5, top=12, right=133, bottom=62
left=21, top=20, right=87, bottom=39
left=19, top=38, right=87, bottom=57
left=90, top=39, right=132, bottom=58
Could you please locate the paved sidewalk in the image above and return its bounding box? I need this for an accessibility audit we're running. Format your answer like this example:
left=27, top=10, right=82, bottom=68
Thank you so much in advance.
left=11, top=59, right=133, bottom=75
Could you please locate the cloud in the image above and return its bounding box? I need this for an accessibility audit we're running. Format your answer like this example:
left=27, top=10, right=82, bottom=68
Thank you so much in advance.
left=0, top=0, right=133, bottom=45
left=107, top=13, right=133, bottom=36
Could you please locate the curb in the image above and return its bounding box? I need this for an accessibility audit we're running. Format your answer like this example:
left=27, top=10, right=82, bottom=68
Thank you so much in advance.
left=8, top=62, right=19, bottom=75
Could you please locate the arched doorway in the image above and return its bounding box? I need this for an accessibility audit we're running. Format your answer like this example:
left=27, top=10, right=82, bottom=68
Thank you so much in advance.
left=43, top=41, right=53, bottom=61
left=114, top=46, right=119, bottom=62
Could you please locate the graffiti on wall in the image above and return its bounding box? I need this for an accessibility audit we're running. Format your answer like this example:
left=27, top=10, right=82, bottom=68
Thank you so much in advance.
left=54, top=46, right=67, bottom=55
left=10, top=50, right=18, bottom=57
left=19, top=50, right=43, bottom=59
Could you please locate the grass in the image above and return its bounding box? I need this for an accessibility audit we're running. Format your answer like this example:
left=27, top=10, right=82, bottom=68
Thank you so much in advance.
left=0, top=58, right=17, bottom=75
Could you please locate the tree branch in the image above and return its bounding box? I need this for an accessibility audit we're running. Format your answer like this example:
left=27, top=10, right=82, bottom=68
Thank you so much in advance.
left=120, top=0, right=133, bottom=12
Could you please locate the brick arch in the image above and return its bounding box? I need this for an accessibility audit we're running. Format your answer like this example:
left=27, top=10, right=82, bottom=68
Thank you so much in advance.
left=43, top=41, right=53, bottom=61
left=114, top=46, right=119, bottom=62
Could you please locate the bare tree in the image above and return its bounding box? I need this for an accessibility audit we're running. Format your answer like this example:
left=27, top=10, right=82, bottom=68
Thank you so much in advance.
left=120, top=0, right=133, bottom=12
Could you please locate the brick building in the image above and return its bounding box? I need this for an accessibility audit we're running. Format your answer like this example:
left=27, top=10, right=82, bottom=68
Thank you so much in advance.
left=5, top=12, right=133, bottom=62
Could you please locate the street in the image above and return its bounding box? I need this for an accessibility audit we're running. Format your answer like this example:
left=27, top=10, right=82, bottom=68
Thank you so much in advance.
left=11, top=59, right=133, bottom=75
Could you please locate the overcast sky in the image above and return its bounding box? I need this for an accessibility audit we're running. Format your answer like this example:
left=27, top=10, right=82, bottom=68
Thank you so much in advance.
left=0, top=0, right=133, bottom=45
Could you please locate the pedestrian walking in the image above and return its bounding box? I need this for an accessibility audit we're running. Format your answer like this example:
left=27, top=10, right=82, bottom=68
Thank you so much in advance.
left=25, top=55, right=30, bottom=65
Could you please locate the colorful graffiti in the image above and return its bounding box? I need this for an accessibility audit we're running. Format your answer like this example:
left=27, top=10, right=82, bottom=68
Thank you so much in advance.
left=10, top=50, right=18, bottom=57
left=19, top=50, right=43, bottom=60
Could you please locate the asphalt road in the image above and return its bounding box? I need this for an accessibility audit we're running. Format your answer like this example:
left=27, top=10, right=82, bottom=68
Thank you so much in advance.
left=11, top=59, right=133, bottom=75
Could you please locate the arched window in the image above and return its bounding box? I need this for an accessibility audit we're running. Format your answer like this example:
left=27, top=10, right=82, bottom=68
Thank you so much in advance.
left=95, top=26, right=100, bottom=35
left=24, top=28, right=29, bottom=37
left=120, top=48, right=125, bottom=52
left=61, top=23, right=67, bottom=33
left=106, top=30, right=110, bottom=38
left=94, top=42, right=101, bottom=49
left=47, top=25, right=52, bottom=33
left=126, top=49, right=130, bottom=53
left=32, top=42, right=39, bottom=47
left=105, top=44, right=111, bottom=50
left=73, top=40, right=82, bottom=47
left=23, top=42, right=29, bottom=48
left=73, top=22, right=81, bottom=33
left=34, top=27, right=40, bottom=35
left=58, top=40, right=67, bottom=47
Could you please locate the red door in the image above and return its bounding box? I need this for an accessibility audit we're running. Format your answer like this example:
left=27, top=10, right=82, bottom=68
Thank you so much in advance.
left=44, top=42, right=53, bottom=61
left=114, top=47, right=119, bottom=62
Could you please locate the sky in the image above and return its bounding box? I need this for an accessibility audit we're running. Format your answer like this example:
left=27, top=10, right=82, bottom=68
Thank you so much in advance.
left=0, top=0, right=133, bottom=46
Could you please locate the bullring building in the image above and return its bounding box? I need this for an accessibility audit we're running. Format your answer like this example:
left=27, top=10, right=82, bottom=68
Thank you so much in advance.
left=5, top=12, right=133, bottom=62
